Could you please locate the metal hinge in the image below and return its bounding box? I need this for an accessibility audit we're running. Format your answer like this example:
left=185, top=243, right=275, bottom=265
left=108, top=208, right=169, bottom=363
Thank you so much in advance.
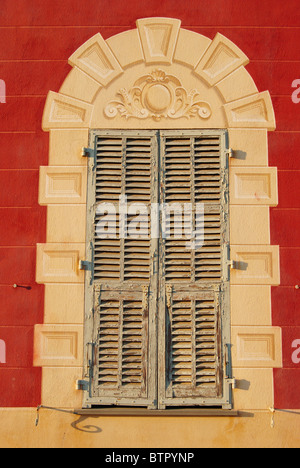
left=225, top=343, right=233, bottom=378
left=226, top=378, right=237, bottom=389
left=75, top=380, right=89, bottom=391
left=79, top=260, right=92, bottom=271
left=228, top=260, right=237, bottom=269
left=81, top=147, right=94, bottom=158
left=226, top=148, right=234, bottom=158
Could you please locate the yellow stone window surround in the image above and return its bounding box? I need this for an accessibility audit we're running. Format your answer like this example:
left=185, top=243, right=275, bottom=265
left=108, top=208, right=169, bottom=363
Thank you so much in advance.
left=35, top=17, right=281, bottom=411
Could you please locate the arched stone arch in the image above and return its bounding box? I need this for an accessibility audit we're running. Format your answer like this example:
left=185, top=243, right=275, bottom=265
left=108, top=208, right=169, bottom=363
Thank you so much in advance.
left=35, top=18, right=282, bottom=411
left=42, top=18, right=275, bottom=131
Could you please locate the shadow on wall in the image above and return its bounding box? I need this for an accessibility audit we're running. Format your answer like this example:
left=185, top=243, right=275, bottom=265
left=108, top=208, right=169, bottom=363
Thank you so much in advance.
left=235, top=380, right=251, bottom=391
left=234, top=261, right=248, bottom=271
left=232, top=150, right=247, bottom=162
left=71, top=415, right=102, bottom=433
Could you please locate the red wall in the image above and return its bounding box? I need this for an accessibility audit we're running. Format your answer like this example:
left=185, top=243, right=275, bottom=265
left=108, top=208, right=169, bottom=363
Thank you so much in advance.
left=0, top=0, right=299, bottom=408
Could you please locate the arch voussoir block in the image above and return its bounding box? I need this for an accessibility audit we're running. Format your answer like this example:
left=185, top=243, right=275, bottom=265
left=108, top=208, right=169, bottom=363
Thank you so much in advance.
left=224, top=91, right=276, bottom=130
left=68, top=33, right=123, bottom=86
left=106, top=29, right=145, bottom=68
left=194, top=33, right=249, bottom=87
left=136, top=17, right=181, bottom=64
left=42, top=91, right=94, bottom=130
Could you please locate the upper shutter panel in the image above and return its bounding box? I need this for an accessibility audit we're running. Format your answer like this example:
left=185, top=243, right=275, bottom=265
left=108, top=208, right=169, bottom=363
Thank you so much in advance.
left=124, top=137, right=152, bottom=282
left=164, top=138, right=192, bottom=204
left=94, top=136, right=123, bottom=282
left=163, top=137, right=193, bottom=283
left=96, top=137, right=123, bottom=204
left=94, top=133, right=154, bottom=284
left=125, top=138, right=152, bottom=204
left=161, top=133, right=225, bottom=285
left=193, top=136, right=222, bottom=204
left=194, top=135, right=223, bottom=283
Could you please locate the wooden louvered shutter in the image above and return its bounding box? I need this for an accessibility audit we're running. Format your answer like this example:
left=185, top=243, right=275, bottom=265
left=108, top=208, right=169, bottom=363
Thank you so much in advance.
left=158, top=130, right=231, bottom=408
left=84, top=129, right=231, bottom=410
left=84, top=131, right=158, bottom=408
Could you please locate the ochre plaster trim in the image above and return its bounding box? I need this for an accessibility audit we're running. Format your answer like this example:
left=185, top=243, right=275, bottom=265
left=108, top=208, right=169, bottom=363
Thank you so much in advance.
left=36, top=17, right=281, bottom=411
left=68, top=33, right=123, bottom=86
left=34, top=324, right=83, bottom=367
left=42, top=19, right=277, bottom=131
left=194, top=32, right=249, bottom=86
left=231, top=326, right=282, bottom=368
left=42, top=91, right=93, bottom=130
left=39, top=166, right=87, bottom=205
left=136, top=17, right=181, bottom=64
left=36, top=243, right=85, bottom=284
left=230, top=167, right=278, bottom=206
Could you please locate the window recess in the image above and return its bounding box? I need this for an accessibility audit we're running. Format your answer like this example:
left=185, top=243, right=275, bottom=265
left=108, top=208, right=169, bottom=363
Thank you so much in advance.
left=83, top=130, right=231, bottom=410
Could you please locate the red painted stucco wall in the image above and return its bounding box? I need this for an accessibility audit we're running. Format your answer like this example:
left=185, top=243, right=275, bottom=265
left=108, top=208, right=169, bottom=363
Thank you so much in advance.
left=0, top=0, right=300, bottom=409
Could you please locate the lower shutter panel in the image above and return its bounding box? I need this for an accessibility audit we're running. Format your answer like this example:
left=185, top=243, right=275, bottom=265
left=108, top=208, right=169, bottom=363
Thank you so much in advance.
left=165, top=288, right=223, bottom=402
left=92, top=288, right=154, bottom=405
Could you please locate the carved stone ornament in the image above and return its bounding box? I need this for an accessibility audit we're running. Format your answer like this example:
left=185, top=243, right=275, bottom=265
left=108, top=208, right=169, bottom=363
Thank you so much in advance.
left=104, top=69, right=212, bottom=121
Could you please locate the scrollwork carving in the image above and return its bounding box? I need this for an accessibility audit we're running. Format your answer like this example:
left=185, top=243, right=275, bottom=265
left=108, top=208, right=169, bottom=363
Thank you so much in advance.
left=104, top=69, right=212, bottom=121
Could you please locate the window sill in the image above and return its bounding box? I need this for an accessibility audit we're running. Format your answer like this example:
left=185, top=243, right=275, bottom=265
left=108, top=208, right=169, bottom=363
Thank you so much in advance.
left=74, top=408, right=240, bottom=417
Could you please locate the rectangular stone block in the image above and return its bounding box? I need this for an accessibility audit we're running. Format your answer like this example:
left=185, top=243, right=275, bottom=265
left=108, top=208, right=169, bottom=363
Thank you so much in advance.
left=34, top=324, right=83, bottom=367
left=230, top=245, right=280, bottom=285
left=232, top=326, right=282, bottom=368
left=39, top=166, right=87, bottom=205
left=49, top=129, right=89, bottom=166
left=232, top=368, right=274, bottom=410
left=228, top=129, right=268, bottom=167
left=230, top=167, right=278, bottom=206
left=41, top=367, right=83, bottom=408
left=36, top=243, right=85, bottom=284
